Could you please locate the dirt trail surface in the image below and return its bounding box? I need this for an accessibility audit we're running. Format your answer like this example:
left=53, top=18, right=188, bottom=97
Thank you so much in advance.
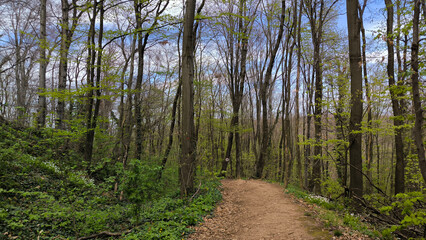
left=188, top=179, right=331, bottom=240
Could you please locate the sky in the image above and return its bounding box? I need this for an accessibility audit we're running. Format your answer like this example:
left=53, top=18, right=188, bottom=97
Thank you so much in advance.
left=337, top=0, right=386, bottom=38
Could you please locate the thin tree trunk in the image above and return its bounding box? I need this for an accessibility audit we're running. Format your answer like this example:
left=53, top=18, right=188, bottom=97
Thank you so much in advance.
left=359, top=0, right=374, bottom=194
left=133, top=0, right=147, bottom=160
left=384, top=0, right=405, bottom=194
left=304, top=64, right=313, bottom=189
left=254, top=0, right=285, bottom=179
left=284, top=5, right=297, bottom=186
left=159, top=81, right=181, bottom=180
left=158, top=27, right=183, bottom=180
left=335, top=61, right=348, bottom=187
left=295, top=0, right=303, bottom=188
left=56, top=0, right=70, bottom=130
left=37, top=0, right=47, bottom=128
left=84, top=0, right=104, bottom=173
left=57, top=0, right=81, bottom=129
left=219, top=0, right=248, bottom=178
left=307, top=0, right=325, bottom=194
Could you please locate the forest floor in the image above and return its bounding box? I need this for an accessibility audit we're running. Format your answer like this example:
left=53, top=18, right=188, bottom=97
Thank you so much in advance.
left=188, top=179, right=333, bottom=240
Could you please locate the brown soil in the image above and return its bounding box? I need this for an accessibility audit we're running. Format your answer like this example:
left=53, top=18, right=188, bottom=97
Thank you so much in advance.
left=188, top=179, right=332, bottom=240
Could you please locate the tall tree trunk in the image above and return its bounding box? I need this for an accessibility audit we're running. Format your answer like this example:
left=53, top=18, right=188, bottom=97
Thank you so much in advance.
left=132, top=1, right=168, bottom=159
left=180, top=0, right=197, bottom=196
left=306, top=0, right=326, bottom=194
left=219, top=0, right=249, bottom=178
left=359, top=0, right=374, bottom=194
left=84, top=0, right=97, bottom=170
left=15, top=39, right=26, bottom=126
left=410, top=0, right=426, bottom=184
left=384, top=0, right=405, bottom=194
left=159, top=80, right=181, bottom=179
left=235, top=0, right=249, bottom=178
left=311, top=37, right=322, bottom=194
left=84, top=0, right=104, bottom=173
left=37, top=0, right=47, bottom=128
left=57, top=0, right=81, bottom=129
left=346, top=0, right=363, bottom=199
left=122, top=36, right=137, bottom=170
left=159, top=25, right=183, bottom=179
left=56, top=0, right=70, bottom=130
left=335, top=61, right=348, bottom=188
left=295, top=0, right=303, bottom=188
left=133, top=0, right=147, bottom=160
left=254, top=0, right=285, bottom=179
left=304, top=64, right=314, bottom=189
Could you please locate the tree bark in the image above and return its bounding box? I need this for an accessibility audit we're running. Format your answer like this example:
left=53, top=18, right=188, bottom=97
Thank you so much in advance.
left=346, top=0, right=363, bottom=199
left=84, top=0, right=104, bottom=173
left=37, top=0, right=47, bottom=128
left=133, top=0, right=148, bottom=160
left=283, top=2, right=297, bottom=187
left=159, top=80, right=181, bottom=180
left=254, top=0, right=285, bottom=179
left=180, top=0, right=197, bottom=196
left=384, top=0, right=405, bottom=194
left=410, top=0, right=426, bottom=184
left=335, top=62, right=348, bottom=187
left=132, top=0, right=169, bottom=159
left=359, top=0, right=374, bottom=194
left=295, top=0, right=303, bottom=188
left=219, top=0, right=250, bottom=178
left=57, top=0, right=82, bottom=129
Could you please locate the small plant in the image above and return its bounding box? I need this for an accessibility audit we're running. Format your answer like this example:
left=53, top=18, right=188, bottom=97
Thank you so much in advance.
left=120, top=158, right=163, bottom=223
left=333, top=229, right=343, bottom=237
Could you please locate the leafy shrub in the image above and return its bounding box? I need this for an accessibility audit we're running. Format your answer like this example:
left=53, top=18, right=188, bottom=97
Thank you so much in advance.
left=380, top=191, right=426, bottom=237
left=321, top=178, right=344, bottom=201
left=120, top=158, right=163, bottom=223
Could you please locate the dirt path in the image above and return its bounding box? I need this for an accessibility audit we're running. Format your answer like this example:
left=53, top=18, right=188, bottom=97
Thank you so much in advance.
left=188, top=179, right=331, bottom=240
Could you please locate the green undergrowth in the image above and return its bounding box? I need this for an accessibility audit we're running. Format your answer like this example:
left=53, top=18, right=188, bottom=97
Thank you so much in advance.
left=0, top=124, right=222, bottom=239
left=124, top=180, right=222, bottom=239
left=285, top=184, right=381, bottom=239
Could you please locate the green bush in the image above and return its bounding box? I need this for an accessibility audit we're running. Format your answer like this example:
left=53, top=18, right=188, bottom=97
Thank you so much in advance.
left=380, top=191, right=426, bottom=237
left=120, top=158, right=163, bottom=223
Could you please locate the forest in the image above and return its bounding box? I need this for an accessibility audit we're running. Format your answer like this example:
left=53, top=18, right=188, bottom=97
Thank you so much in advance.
left=0, top=0, right=425, bottom=239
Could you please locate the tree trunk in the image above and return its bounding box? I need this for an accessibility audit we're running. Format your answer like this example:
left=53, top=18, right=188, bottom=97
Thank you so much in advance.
left=384, top=0, right=405, bottom=194
left=57, top=0, right=81, bottom=129
left=84, top=0, right=104, bottom=173
left=133, top=0, right=147, bottom=160
left=295, top=0, right=303, bottom=188
left=219, top=0, right=249, bottom=178
left=410, top=0, right=426, bottom=184
left=180, top=0, right=197, bottom=196
left=346, top=0, right=363, bottom=199
left=306, top=0, right=326, bottom=194
left=37, top=0, right=47, bottom=128
left=359, top=0, right=374, bottom=194
left=335, top=61, right=348, bottom=188
left=56, top=0, right=70, bottom=130
left=254, top=0, right=285, bottom=179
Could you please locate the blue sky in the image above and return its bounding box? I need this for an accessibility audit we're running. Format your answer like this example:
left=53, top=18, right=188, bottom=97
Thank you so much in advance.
left=337, top=0, right=386, bottom=38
